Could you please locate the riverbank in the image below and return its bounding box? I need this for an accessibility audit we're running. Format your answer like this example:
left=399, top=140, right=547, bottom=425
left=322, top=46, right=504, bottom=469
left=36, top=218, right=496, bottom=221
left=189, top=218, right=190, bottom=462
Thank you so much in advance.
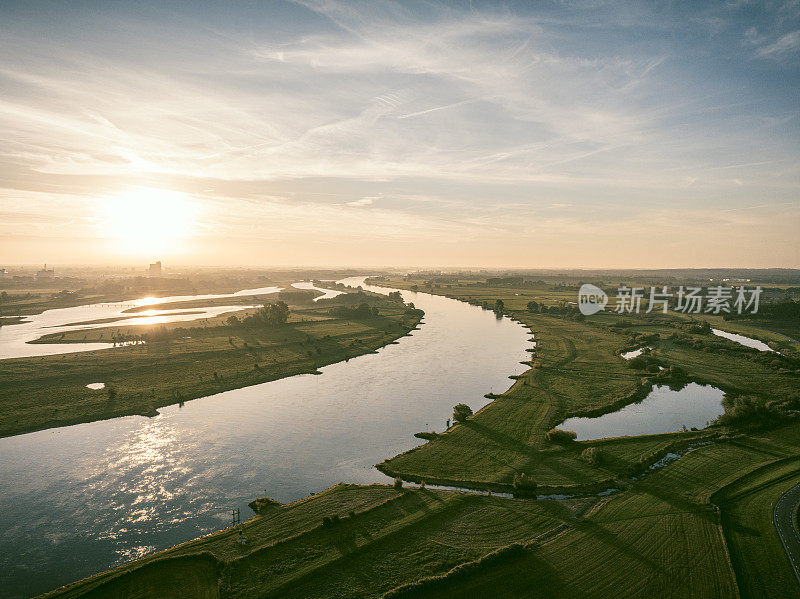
left=373, top=277, right=797, bottom=489
left=0, top=292, right=422, bottom=438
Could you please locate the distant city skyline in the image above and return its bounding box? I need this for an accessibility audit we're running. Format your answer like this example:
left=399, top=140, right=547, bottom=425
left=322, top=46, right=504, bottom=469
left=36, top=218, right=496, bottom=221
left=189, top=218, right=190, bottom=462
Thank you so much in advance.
left=1, top=1, right=798, bottom=268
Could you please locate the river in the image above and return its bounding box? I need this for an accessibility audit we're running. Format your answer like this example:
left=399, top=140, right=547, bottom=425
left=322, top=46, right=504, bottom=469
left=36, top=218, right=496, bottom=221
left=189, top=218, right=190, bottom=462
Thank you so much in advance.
left=0, top=285, right=282, bottom=360
left=0, top=278, right=530, bottom=598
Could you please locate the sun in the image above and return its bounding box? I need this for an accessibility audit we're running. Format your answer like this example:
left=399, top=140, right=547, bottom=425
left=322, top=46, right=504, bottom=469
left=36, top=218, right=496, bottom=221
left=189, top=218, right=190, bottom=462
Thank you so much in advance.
left=102, top=188, right=197, bottom=256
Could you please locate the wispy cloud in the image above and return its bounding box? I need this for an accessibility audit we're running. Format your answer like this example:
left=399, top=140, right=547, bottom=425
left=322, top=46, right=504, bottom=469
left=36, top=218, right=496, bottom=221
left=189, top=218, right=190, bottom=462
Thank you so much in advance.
left=0, top=0, right=797, bottom=266
left=756, top=29, right=800, bottom=57
left=346, top=196, right=377, bottom=207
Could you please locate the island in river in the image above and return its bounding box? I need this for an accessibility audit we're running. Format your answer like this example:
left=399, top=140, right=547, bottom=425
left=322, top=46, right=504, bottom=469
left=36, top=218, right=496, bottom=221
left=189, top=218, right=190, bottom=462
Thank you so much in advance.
left=0, top=286, right=423, bottom=439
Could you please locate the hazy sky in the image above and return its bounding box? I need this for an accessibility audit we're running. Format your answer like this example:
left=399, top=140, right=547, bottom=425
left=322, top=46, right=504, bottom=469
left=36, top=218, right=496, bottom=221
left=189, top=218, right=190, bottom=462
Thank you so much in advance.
left=1, top=0, right=798, bottom=268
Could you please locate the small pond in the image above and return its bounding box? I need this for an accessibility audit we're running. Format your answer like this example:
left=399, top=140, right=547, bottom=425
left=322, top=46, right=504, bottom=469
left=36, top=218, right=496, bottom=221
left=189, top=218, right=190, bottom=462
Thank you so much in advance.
left=712, top=328, right=774, bottom=352
left=558, top=383, right=725, bottom=441
left=620, top=347, right=652, bottom=360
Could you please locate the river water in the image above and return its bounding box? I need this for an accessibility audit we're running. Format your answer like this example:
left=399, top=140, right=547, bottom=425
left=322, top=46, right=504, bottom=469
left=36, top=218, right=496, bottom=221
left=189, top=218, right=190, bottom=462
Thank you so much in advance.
left=0, top=286, right=282, bottom=360
left=0, top=278, right=530, bottom=598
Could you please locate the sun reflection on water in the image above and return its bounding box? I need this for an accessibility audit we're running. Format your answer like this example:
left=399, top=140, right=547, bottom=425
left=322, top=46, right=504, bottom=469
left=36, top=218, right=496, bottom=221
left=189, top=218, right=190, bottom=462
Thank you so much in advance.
left=78, top=418, right=217, bottom=564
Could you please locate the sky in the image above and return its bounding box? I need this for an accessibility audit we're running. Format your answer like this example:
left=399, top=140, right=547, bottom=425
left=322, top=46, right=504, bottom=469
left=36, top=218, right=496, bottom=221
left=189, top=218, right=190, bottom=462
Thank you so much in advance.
left=1, top=0, right=798, bottom=269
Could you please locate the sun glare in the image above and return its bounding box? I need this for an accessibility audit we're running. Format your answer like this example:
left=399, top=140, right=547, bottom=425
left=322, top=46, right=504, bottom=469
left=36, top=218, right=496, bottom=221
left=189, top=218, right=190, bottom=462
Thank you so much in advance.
left=102, top=188, right=197, bottom=256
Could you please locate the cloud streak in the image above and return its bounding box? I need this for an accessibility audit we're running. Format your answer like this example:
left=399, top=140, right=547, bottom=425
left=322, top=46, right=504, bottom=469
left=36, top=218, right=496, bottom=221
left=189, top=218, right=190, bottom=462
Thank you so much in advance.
left=0, top=0, right=798, bottom=266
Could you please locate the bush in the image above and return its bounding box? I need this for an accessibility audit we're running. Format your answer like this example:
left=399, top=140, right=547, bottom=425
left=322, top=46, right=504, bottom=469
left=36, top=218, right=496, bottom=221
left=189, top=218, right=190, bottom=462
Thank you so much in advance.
left=245, top=301, right=290, bottom=326
left=512, top=472, right=537, bottom=491
left=581, top=447, right=605, bottom=466
left=321, top=514, right=341, bottom=528
left=546, top=428, right=577, bottom=444
left=453, top=403, right=473, bottom=424
left=393, top=477, right=403, bottom=490
left=717, top=394, right=783, bottom=428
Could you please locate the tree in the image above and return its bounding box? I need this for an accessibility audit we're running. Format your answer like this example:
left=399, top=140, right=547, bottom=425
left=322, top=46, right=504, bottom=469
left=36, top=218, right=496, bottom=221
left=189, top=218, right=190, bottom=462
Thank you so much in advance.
left=581, top=447, right=605, bottom=466
left=717, top=395, right=782, bottom=428
left=512, top=472, right=537, bottom=492
left=453, top=403, right=473, bottom=424
left=545, top=428, right=577, bottom=444
left=356, top=302, right=373, bottom=318
left=258, top=301, right=290, bottom=326
left=526, top=300, right=539, bottom=312
left=494, top=299, right=505, bottom=312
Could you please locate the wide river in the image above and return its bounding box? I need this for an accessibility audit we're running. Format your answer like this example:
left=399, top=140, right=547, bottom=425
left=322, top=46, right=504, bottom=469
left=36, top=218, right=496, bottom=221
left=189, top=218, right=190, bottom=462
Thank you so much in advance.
left=0, top=278, right=530, bottom=598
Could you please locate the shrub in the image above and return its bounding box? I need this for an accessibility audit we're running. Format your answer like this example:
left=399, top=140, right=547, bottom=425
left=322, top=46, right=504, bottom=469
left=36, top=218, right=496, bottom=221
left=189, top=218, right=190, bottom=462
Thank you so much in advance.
left=245, top=301, right=290, bottom=326
left=628, top=356, right=646, bottom=370
left=581, top=446, right=605, bottom=466
left=452, top=403, right=473, bottom=424
left=512, top=472, right=537, bottom=491
left=717, top=394, right=783, bottom=428
left=321, top=515, right=340, bottom=528
left=546, top=428, right=577, bottom=444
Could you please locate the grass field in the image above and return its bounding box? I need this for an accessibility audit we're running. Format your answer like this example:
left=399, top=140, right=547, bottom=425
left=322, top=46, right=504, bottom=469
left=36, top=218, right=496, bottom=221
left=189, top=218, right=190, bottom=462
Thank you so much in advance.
left=712, top=457, right=800, bottom=599
left=42, top=481, right=740, bottom=599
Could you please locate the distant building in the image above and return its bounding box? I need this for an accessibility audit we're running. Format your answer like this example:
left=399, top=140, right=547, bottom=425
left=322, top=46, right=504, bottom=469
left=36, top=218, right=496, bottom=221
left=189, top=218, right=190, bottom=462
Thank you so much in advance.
left=148, top=261, right=162, bottom=277
left=0, top=268, right=8, bottom=279
left=35, top=264, right=55, bottom=281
